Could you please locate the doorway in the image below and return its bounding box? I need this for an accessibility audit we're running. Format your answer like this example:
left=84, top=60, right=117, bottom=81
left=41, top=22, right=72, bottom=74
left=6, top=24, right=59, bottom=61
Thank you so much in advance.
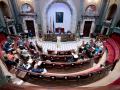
left=25, top=20, right=35, bottom=36
left=107, top=4, right=117, bottom=20
left=9, top=26, right=15, bottom=35
left=83, top=21, right=92, bottom=37
left=103, top=28, right=108, bottom=35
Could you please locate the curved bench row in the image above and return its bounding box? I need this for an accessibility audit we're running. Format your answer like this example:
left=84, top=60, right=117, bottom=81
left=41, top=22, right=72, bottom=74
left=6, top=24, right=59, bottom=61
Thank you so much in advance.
left=103, top=41, right=115, bottom=64
left=39, top=59, right=93, bottom=71
left=40, top=53, right=102, bottom=62
left=110, top=33, right=120, bottom=47
left=0, top=34, right=118, bottom=85
left=16, top=64, right=113, bottom=85
left=40, top=54, right=76, bottom=62
left=106, top=38, right=120, bottom=61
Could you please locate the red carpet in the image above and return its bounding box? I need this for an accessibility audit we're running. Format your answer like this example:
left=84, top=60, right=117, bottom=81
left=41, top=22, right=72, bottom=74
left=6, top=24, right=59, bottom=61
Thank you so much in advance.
left=0, top=32, right=7, bottom=58
left=109, top=77, right=120, bottom=85
left=0, top=32, right=7, bottom=44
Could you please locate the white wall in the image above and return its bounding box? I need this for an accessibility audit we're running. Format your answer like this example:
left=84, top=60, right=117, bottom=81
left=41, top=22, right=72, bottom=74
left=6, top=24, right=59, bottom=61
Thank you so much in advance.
left=47, top=3, right=72, bottom=32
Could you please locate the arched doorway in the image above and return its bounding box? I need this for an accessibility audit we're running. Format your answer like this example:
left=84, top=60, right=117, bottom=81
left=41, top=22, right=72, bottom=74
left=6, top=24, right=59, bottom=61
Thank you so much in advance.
left=20, top=3, right=36, bottom=37
left=42, top=0, right=77, bottom=33
left=101, top=4, right=117, bottom=35
left=107, top=4, right=117, bottom=20
left=47, top=3, right=72, bottom=33
left=80, top=5, right=96, bottom=37
left=116, top=20, right=120, bottom=27
left=0, top=1, right=10, bottom=17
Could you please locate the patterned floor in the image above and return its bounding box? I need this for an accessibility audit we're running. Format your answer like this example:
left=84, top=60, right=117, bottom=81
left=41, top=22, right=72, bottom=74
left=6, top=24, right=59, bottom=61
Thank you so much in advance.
left=37, top=38, right=91, bottom=53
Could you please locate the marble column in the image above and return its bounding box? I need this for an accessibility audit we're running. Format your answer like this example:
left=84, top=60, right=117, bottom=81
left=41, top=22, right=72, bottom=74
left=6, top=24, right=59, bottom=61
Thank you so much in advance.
left=90, top=20, right=95, bottom=36
left=101, top=26, right=105, bottom=34
left=80, top=20, right=85, bottom=35
left=34, top=22, right=39, bottom=41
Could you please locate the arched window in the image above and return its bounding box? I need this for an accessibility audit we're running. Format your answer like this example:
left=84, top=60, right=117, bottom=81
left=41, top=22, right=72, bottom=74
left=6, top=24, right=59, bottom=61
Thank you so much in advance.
left=85, top=5, right=96, bottom=16
left=21, top=3, right=34, bottom=13
left=107, top=4, right=117, bottom=20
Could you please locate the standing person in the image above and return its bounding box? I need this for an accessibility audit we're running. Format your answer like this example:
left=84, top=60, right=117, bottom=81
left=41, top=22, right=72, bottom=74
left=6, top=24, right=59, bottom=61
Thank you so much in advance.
left=28, top=30, right=33, bottom=39
left=56, top=35, right=61, bottom=48
left=24, top=29, right=28, bottom=38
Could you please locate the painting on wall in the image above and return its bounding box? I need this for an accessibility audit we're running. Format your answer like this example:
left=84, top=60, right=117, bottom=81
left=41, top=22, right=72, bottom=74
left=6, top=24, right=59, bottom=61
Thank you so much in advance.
left=56, top=12, right=63, bottom=23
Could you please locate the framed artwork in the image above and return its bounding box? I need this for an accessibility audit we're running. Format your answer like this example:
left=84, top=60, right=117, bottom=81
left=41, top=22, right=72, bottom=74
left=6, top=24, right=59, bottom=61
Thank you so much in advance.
left=56, top=12, right=63, bottom=23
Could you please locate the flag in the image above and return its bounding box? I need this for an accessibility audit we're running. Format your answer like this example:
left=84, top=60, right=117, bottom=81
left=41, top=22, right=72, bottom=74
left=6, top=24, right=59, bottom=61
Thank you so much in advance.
left=53, top=17, right=55, bottom=33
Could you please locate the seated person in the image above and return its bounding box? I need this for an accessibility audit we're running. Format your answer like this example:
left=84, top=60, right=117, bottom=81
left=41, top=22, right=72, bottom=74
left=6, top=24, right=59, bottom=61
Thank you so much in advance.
left=31, top=61, right=47, bottom=74
left=99, top=45, right=103, bottom=52
left=20, top=48, right=30, bottom=59
left=29, top=42, right=36, bottom=50
left=72, top=52, right=79, bottom=61
left=80, top=54, right=84, bottom=59
left=85, top=42, right=91, bottom=49
left=78, top=47, right=83, bottom=53
left=4, top=51, right=17, bottom=66
left=21, top=57, right=34, bottom=70
left=7, top=36, right=13, bottom=44
left=27, top=57, right=33, bottom=64
left=17, top=38, right=25, bottom=49
left=95, top=46, right=101, bottom=55
left=90, top=39, right=95, bottom=47
left=22, top=63, right=31, bottom=70
left=86, top=50, right=93, bottom=58
left=7, top=51, right=15, bottom=61
left=67, top=55, right=74, bottom=62
left=3, top=41, right=13, bottom=52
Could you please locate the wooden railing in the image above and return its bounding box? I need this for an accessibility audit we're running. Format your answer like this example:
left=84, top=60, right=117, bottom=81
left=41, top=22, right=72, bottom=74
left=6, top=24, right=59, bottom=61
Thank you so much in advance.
left=43, top=34, right=76, bottom=42
left=15, top=64, right=113, bottom=85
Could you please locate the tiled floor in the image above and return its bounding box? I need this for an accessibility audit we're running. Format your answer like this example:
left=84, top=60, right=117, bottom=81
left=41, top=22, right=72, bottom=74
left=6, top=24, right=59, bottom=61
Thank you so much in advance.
left=37, top=38, right=91, bottom=53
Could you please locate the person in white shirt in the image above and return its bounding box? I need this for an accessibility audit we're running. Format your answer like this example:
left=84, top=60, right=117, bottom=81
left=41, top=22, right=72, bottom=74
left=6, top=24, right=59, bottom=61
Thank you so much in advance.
left=71, top=52, right=79, bottom=62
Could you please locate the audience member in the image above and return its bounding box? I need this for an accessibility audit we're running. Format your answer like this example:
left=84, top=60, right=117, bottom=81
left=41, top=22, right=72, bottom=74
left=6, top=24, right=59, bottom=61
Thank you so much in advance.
left=20, top=48, right=30, bottom=60
left=29, top=42, right=36, bottom=50
left=72, top=52, right=79, bottom=61
left=31, top=61, right=47, bottom=74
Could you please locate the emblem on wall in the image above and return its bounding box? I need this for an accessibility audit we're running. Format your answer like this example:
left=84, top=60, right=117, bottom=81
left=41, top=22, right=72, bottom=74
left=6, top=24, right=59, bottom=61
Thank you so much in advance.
left=21, top=3, right=34, bottom=13
left=85, top=5, right=96, bottom=16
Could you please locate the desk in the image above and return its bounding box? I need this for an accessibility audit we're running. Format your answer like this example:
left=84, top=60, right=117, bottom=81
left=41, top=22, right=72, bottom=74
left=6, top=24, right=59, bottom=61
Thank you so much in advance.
left=56, top=28, right=64, bottom=33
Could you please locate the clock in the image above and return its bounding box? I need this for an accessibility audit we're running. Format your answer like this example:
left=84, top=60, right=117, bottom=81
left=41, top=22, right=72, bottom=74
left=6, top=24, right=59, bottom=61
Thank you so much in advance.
left=21, top=3, right=32, bottom=13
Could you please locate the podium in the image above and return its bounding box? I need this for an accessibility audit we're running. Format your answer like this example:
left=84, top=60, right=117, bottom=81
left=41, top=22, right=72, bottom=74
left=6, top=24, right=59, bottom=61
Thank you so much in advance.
left=55, top=28, right=64, bottom=33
